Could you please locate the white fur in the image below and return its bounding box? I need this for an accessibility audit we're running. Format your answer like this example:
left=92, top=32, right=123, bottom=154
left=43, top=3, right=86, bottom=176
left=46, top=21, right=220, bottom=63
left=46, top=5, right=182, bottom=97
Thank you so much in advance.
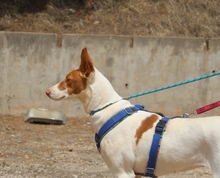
left=46, top=83, right=70, bottom=100
left=46, top=52, right=220, bottom=178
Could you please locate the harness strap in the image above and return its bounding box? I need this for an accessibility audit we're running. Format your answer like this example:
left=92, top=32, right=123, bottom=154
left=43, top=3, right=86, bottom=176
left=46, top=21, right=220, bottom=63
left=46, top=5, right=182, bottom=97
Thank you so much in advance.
left=94, top=104, right=169, bottom=178
left=135, top=117, right=169, bottom=177
left=95, top=104, right=145, bottom=150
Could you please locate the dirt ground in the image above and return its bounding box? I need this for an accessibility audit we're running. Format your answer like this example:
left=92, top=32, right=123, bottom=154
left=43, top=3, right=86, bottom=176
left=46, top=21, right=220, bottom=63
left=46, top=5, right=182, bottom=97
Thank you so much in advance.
left=0, top=114, right=213, bottom=178
left=0, top=1, right=218, bottom=177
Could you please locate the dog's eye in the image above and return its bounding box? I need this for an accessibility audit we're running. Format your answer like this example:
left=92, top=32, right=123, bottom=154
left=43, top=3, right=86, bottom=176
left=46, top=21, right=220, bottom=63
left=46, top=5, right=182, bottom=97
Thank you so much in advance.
left=66, top=78, right=70, bottom=82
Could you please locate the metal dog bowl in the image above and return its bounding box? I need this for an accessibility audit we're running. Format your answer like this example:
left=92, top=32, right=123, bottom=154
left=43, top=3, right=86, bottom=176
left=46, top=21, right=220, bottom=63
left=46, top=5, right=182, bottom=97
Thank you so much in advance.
left=25, top=108, right=66, bottom=125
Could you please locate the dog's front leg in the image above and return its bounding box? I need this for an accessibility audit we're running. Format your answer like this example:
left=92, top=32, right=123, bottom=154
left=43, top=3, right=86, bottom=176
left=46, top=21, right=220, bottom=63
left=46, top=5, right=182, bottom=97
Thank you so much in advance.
left=102, top=157, right=136, bottom=178
left=103, top=160, right=137, bottom=178
left=102, top=154, right=137, bottom=178
left=112, top=172, right=136, bottom=178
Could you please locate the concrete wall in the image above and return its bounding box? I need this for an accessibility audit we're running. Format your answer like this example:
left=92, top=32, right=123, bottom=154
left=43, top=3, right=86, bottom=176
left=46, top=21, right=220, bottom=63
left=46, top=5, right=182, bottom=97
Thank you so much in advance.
left=0, top=31, right=220, bottom=118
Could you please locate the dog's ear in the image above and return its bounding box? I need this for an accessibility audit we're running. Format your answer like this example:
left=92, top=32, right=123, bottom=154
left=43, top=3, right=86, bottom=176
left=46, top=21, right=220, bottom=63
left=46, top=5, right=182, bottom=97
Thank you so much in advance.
left=79, top=47, right=95, bottom=77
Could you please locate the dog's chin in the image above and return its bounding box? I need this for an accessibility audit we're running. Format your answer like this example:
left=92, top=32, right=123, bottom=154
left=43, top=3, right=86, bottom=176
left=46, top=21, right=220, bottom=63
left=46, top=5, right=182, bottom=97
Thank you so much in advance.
left=53, top=96, right=66, bottom=101
left=51, top=94, right=76, bottom=101
left=47, top=95, right=67, bottom=101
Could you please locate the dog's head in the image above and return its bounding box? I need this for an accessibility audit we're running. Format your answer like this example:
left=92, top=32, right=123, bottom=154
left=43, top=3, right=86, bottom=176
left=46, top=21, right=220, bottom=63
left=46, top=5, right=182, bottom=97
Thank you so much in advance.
left=45, top=47, right=94, bottom=100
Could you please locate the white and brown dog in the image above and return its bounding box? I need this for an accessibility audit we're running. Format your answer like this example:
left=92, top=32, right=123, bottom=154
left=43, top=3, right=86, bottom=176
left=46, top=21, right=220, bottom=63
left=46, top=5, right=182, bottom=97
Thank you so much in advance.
left=46, top=48, right=220, bottom=178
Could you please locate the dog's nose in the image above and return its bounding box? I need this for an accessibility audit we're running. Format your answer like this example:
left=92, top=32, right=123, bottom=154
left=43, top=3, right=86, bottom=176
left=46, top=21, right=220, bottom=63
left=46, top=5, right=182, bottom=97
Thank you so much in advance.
left=45, top=89, right=51, bottom=96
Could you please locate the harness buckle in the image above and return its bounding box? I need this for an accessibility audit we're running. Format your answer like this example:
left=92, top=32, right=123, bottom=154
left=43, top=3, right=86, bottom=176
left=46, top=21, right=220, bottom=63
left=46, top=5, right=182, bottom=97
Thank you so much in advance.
left=95, top=133, right=100, bottom=144
left=146, top=167, right=155, bottom=174
left=124, top=107, right=135, bottom=115
left=155, top=119, right=168, bottom=134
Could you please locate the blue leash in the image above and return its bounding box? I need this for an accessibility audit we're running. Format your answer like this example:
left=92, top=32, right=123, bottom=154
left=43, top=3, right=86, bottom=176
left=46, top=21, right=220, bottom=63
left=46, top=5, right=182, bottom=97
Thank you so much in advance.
left=123, top=71, right=220, bottom=100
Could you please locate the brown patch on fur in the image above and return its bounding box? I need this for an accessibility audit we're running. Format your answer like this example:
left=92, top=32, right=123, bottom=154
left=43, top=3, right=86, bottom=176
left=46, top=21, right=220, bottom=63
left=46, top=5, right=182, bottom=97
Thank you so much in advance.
left=58, top=69, right=87, bottom=94
left=135, top=114, right=158, bottom=145
left=58, top=47, right=95, bottom=95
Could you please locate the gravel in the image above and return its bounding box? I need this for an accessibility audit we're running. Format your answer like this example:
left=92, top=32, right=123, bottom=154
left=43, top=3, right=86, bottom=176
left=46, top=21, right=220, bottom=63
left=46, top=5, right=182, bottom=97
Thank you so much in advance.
left=0, top=115, right=212, bottom=178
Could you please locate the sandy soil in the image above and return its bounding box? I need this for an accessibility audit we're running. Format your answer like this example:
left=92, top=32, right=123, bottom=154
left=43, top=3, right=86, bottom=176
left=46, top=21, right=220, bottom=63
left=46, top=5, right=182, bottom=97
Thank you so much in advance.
left=0, top=114, right=213, bottom=178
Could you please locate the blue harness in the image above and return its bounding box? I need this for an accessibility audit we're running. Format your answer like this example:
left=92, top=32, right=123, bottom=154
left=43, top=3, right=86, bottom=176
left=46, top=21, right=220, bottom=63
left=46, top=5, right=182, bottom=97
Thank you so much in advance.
left=94, top=104, right=170, bottom=177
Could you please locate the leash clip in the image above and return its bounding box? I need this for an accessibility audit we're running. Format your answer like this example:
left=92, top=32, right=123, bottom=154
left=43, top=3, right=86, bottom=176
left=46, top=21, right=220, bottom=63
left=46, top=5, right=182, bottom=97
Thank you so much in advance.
left=181, top=113, right=190, bottom=118
left=181, top=110, right=196, bottom=118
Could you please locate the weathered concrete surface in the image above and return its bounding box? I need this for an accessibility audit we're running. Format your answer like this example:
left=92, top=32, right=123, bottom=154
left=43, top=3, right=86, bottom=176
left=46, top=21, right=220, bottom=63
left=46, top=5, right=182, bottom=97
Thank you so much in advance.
left=0, top=32, right=220, bottom=117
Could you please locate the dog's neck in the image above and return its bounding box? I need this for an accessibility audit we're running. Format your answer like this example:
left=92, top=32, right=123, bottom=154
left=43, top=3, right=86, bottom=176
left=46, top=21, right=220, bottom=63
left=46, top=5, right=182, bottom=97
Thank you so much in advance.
left=77, top=68, right=132, bottom=132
